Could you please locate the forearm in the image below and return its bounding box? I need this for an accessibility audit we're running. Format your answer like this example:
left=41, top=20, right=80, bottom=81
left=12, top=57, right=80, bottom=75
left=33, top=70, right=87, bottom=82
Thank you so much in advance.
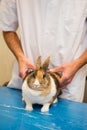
left=74, top=49, right=87, bottom=72
left=50, top=49, right=87, bottom=88
left=3, top=31, right=25, bottom=62
left=3, top=31, right=35, bottom=78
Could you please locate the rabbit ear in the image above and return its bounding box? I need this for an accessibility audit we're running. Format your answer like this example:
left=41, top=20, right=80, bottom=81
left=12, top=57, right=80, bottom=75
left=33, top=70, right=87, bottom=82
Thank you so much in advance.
left=42, top=56, right=50, bottom=70
left=36, top=56, right=42, bottom=70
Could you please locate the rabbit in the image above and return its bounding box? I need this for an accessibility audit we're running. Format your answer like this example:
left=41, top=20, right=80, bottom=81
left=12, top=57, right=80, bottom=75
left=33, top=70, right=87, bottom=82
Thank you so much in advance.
left=22, top=56, right=61, bottom=112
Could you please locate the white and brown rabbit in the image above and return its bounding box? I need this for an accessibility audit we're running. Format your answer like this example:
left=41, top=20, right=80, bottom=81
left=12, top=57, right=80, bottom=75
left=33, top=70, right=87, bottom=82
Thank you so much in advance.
left=22, top=56, right=61, bottom=112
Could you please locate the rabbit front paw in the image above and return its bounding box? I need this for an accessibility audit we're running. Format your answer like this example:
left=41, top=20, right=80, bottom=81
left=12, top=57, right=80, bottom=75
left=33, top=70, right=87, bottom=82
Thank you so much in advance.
left=26, top=104, right=33, bottom=111
left=41, top=103, right=50, bottom=112
left=22, top=97, right=25, bottom=101
left=53, top=98, right=58, bottom=104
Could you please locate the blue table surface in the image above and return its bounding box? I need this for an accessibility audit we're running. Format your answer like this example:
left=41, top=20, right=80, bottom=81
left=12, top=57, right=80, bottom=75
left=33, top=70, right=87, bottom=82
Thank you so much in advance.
left=0, top=86, right=87, bottom=130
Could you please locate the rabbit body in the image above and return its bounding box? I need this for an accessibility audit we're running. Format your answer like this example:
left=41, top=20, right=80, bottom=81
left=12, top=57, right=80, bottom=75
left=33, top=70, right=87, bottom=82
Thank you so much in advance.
left=22, top=56, right=60, bottom=112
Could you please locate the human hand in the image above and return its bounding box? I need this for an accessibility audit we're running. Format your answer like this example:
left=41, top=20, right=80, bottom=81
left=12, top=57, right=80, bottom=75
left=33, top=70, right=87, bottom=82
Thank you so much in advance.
left=50, top=61, right=79, bottom=89
left=18, top=57, right=35, bottom=79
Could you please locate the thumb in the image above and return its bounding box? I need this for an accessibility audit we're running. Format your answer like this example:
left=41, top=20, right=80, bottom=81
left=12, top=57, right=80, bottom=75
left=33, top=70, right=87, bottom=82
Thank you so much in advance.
left=50, top=66, right=63, bottom=73
left=27, top=63, right=36, bottom=70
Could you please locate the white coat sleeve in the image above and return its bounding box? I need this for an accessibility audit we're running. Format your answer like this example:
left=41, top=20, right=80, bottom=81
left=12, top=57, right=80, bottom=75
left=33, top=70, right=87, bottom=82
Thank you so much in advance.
left=0, top=0, right=18, bottom=31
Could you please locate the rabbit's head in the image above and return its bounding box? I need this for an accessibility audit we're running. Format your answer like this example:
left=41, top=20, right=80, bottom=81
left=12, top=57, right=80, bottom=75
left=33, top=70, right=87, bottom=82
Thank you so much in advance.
left=26, top=56, right=51, bottom=91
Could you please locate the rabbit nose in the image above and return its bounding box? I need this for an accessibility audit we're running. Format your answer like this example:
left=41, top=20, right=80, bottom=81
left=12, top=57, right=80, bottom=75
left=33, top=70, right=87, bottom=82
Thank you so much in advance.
left=34, top=80, right=40, bottom=88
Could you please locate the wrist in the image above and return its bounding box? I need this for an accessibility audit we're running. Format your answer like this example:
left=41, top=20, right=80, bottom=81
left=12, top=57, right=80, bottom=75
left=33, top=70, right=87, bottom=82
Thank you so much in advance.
left=17, top=54, right=26, bottom=63
left=73, top=57, right=86, bottom=72
left=73, top=49, right=87, bottom=72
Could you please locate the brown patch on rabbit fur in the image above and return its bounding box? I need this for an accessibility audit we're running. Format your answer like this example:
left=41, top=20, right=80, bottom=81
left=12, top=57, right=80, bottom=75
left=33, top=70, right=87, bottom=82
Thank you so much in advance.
left=26, top=56, right=61, bottom=97
left=26, top=68, right=52, bottom=96
left=22, top=56, right=61, bottom=112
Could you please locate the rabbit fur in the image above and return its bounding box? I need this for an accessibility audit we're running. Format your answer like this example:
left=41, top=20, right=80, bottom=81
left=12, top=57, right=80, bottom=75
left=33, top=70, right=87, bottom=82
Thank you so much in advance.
left=22, top=56, right=61, bottom=112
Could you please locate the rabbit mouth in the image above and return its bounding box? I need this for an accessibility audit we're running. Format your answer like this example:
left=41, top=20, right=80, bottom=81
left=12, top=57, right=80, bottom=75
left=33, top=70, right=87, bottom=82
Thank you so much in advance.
left=33, top=79, right=40, bottom=88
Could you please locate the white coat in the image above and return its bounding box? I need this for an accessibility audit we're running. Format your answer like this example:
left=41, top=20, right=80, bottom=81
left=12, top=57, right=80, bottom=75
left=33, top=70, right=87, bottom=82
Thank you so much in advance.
left=0, top=0, right=87, bottom=102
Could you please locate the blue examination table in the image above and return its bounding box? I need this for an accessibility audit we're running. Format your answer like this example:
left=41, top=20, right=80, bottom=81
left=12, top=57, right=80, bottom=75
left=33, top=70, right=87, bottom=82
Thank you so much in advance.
left=0, top=86, right=87, bottom=130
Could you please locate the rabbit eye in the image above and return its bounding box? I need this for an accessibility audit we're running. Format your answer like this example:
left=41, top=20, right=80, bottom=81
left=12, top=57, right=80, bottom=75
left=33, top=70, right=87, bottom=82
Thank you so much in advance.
left=32, top=72, right=36, bottom=78
left=43, top=74, right=46, bottom=78
left=33, top=74, right=35, bottom=78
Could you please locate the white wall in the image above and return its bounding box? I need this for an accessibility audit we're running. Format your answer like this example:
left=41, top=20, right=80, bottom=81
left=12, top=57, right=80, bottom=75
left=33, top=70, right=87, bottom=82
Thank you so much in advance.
left=0, top=31, right=15, bottom=85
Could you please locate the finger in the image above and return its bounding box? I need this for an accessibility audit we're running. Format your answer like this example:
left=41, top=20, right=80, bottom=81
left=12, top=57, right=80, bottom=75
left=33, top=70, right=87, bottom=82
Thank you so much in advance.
left=59, top=77, right=67, bottom=88
left=32, top=64, right=36, bottom=69
left=22, top=66, right=35, bottom=80
left=20, top=70, right=27, bottom=79
left=60, top=78, right=72, bottom=89
left=30, top=64, right=36, bottom=70
left=59, top=77, right=65, bottom=85
left=22, top=70, right=29, bottom=80
left=50, top=66, right=63, bottom=73
left=19, top=67, right=28, bottom=79
left=60, top=79, right=68, bottom=89
left=60, top=85, right=67, bottom=89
